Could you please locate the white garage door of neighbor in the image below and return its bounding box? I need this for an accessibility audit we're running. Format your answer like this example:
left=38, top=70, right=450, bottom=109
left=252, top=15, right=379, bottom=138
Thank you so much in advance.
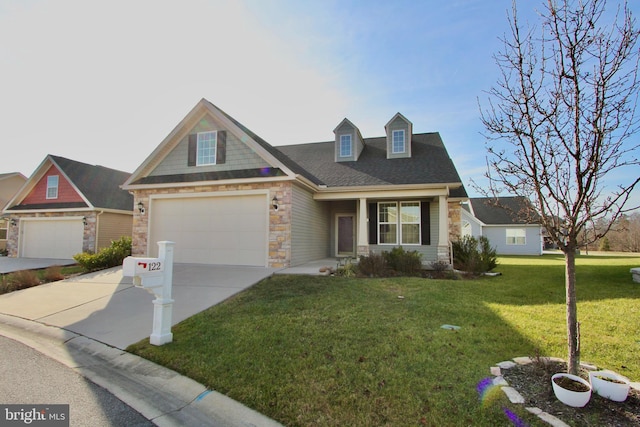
left=21, top=219, right=84, bottom=259
left=149, top=195, right=268, bottom=266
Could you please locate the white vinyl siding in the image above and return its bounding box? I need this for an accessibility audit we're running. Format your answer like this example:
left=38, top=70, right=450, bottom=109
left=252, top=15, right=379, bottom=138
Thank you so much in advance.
left=506, top=228, right=526, bottom=245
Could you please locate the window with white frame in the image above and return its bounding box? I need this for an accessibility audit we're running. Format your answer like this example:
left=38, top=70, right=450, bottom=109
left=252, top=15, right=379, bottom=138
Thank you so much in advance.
left=392, top=129, right=405, bottom=153
left=378, top=202, right=398, bottom=244
left=506, top=228, right=526, bottom=245
left=339, top=134, right=352, bottom=157
left=196, top=131, right=217, bottom=166
left=46, top=175, right=59, bottom=199
left=400, top=202, right=420, bottom=244
left=378, top=201, right=421, bottom=245
left=0, top=218, right=7, bottom=241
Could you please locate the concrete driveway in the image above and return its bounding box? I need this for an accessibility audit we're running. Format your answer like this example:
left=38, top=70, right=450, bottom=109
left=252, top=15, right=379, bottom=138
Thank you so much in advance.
left=0, top=257, right=77, bottom=274
left=0, top=264, right=276, bottom=349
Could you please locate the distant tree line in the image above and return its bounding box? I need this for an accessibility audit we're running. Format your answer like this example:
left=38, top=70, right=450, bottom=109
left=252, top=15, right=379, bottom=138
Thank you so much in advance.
left=579, top=212, right=640, bottom=253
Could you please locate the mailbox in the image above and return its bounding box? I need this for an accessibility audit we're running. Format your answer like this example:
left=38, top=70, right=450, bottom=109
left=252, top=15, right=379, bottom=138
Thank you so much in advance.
left=122, top=256, right=165, bottom=288
left=121, top=241, right=175, bottom=345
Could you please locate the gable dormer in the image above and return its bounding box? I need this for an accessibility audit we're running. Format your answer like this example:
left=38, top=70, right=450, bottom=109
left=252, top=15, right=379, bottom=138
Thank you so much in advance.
left=385, top=113, right=412, bottom=159
left=333, top=118, right=365, bottom=162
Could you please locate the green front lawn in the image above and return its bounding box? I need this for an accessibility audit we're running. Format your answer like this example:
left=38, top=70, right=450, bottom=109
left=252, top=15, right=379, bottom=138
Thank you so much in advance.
left=128, top=255, right=640, bottom=426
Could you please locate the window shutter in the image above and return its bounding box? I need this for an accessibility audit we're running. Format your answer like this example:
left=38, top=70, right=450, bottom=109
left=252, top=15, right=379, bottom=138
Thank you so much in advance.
left=421, top=202, right=430, bottom=245
left=217, top=131, right=226, bottom=164
left=368, top=203, right=377, bottom=245
left=188, top=134, right=197, bottom=166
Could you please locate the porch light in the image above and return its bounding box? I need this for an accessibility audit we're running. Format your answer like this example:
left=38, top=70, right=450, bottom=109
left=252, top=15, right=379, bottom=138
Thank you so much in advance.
left=10, top=218, right=17, bottom=226
left=272, top=196, right=279, bottom=211
left=82, top=216, right=87, bottom=226
left=137, top=201, right=145, bottom=215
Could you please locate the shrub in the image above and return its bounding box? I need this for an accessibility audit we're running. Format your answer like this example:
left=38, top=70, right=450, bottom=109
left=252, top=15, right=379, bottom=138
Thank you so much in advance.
left=2, top=270, right=40, bottom=293
left=74, top=236, right=132, bottom=272
left=384, top=246, right=423, bottom=276
left=43, top=265, right=65, bottom=282
left=357, top=252, right=388, bottom=277
left=452, top=235, right=497, bottom=274
left=335, top=262, right=357, bottom=278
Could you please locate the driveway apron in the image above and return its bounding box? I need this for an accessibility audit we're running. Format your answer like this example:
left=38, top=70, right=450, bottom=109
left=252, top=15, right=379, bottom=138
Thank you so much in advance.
left=0, top=264, right=276, bottom=349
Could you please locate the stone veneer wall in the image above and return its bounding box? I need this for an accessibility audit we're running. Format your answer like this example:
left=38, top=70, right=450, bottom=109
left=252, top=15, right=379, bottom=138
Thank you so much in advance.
left=6, top=211, right=96, bottom=257
left=131, top=182, right=292, bottom=268
left=448, top=202, right=462, bottom=242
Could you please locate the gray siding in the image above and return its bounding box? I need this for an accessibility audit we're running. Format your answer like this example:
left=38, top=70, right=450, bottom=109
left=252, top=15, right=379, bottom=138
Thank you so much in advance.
left=150, top=114, right=270, bottom=176
left=386, top=116, right=412, bottom=159
left=335, top=121, right=357, bottom=162
left=483, top=225, right=542, bottom=255
left=291, top=185, right=331, bottom=266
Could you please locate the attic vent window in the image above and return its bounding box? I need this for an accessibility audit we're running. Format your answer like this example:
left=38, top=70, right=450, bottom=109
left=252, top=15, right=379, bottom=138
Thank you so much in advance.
left=46, top=175, right=59, bottom=199
left=197, top=131, right=217, bottom=166
left=392, top=130, right=406, bottom=154
left=339, top=134, right=352, bottom=157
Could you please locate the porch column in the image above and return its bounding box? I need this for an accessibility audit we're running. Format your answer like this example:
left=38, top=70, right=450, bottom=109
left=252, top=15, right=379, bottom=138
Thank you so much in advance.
left=357, top=198, right=369, bottom=256
left=437, top=195, right=450, bottom=262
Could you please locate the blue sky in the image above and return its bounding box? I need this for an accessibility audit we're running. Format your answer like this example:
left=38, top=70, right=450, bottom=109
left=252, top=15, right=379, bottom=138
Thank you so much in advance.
left=1, top=0, right=637, bottom=202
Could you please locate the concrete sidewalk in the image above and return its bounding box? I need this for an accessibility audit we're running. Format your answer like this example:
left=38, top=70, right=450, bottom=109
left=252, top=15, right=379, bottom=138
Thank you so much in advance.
left=0, top=263, right=282, bottom=426
left=0, top=264, right=276, bottom=349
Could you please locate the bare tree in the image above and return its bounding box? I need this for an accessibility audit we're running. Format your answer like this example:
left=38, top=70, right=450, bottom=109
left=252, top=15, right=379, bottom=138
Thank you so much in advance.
left=479, top=0, right=640, bottom=374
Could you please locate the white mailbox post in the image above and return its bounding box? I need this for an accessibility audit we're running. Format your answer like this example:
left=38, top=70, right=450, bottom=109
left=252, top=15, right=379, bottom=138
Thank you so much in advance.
left=122, top=241, right=175, bottom=346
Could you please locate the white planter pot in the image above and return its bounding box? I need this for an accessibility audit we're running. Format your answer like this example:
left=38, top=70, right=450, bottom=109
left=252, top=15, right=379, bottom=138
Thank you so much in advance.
left=551, top=373, right=592, bottom=407
left=589, top=370, right=630, bottom=402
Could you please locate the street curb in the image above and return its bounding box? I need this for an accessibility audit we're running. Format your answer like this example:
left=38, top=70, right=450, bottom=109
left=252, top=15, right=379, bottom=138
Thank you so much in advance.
left=0, top=314, right=283, bottom=427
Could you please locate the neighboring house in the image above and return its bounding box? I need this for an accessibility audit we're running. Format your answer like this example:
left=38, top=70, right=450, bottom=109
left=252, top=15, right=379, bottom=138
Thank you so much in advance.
left=0, top=172, right=27, bottom=252
left=122, top=98, right=468, bottom=268
left=461, top=197, right=543, bottom=255
left=3, top=155, right=133, bottom=259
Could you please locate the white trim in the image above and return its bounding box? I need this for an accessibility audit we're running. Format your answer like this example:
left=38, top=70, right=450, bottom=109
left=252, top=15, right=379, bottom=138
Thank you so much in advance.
left=46, top=175, right=59, bottom=199
left=18, top=216, right=85, bottom=258
left=196, top=130, right=218, bottom=166
left=392, top=129, right=406, bottom=154
left=146, top=190, right=270, bottom=267
left=339, top=134, right=352, bottom=157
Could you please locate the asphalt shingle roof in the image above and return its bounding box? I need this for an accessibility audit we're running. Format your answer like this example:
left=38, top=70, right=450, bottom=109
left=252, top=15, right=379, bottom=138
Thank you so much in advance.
left=276, top=134, right=468, bottom=197
left=50, top=156, right=133, bottom=211
left=470, top=197, right=540, bottom=225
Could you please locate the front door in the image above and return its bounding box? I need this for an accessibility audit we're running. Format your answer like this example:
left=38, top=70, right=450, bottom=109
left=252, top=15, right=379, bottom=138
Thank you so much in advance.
left=336, top=214, right=355, bottom=256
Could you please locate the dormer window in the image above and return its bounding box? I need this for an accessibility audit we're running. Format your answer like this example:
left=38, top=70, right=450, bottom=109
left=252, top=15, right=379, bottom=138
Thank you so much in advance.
left=196, top=131, right=217, bottom=166
left=46, top=175, right=59, bottom=199
left=392, top=130, right=405, bottom=153
left=339, top=134, right=352, bottom=157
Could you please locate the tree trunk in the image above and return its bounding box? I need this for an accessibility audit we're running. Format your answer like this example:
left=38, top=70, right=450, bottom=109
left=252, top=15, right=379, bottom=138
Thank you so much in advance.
left=564, top=248, right=580, bottom=375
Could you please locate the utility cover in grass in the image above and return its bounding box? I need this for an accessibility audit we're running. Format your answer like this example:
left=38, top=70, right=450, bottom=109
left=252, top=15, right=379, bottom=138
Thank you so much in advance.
left=441, top=324, right=461, bottom=330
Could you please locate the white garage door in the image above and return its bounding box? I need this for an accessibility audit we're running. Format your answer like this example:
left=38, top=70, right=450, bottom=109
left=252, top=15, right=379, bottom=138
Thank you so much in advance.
left=149, top=195, right=268, bottom=266
left=21, top=219, right=84, bottom=259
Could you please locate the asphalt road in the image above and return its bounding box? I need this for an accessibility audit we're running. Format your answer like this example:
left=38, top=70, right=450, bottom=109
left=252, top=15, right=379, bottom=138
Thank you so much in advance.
left=0, top=335, right=154, bottom=427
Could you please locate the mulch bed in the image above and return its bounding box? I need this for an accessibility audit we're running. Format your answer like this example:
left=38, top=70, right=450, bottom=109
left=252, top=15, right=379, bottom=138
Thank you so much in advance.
left=502, top=360, right=640, bottom=426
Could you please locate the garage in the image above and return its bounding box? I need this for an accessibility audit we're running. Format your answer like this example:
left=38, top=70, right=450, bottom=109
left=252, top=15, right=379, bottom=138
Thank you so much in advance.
left=149, top=194, right=268, bottom=266
left=21, top=218, right=84, bottom=259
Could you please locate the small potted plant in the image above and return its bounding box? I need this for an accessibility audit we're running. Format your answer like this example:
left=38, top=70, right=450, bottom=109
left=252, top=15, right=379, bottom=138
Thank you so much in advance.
left=589, top=370, right=630, bottom=402
left=551, top=373, right=592, bottom=407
